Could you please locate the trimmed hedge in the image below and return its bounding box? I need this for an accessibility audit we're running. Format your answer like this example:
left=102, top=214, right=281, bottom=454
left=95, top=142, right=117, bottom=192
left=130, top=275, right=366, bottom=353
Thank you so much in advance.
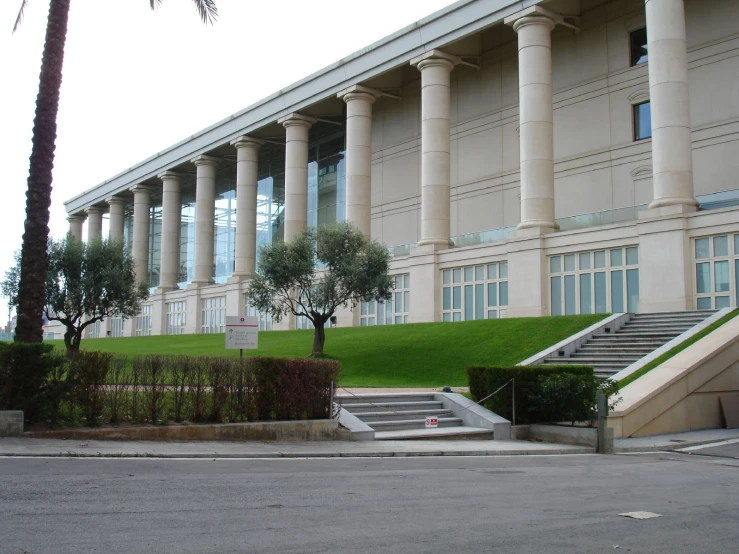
left=468, top=365, right=595, bottom=425
left=0, top=345, right=340, bottom=425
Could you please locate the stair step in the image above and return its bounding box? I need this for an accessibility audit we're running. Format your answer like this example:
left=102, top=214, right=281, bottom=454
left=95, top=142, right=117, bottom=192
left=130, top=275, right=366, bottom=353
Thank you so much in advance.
left=352, top=409, right=454, bottom=422
left=543, top=361, right=628, bottom=369
left=336, top=394, right=436, bottom=405
left=375, top=426, right=494, bottom=441
left=569, top=354, right=642, bottom=360
left=339, top=401, right=444, bottom=413
left=370, top=417, right=463, bottom=432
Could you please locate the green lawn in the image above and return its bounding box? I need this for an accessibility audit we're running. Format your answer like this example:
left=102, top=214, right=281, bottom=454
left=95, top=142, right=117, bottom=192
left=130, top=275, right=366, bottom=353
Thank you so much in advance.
left=57, top=315, right=606, bottom=387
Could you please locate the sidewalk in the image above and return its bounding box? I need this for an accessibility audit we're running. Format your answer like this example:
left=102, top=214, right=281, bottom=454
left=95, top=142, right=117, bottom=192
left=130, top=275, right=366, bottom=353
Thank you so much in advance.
left=614, top=428, right=739, bottom=453
left=0, top=437, right=590, bottom=458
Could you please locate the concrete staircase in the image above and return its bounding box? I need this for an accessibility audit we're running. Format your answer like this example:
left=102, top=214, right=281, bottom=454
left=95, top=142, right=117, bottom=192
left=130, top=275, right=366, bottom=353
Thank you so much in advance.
left=540, top=311, right=717, bottom=378
left=336, top=393, right=495, bottom=440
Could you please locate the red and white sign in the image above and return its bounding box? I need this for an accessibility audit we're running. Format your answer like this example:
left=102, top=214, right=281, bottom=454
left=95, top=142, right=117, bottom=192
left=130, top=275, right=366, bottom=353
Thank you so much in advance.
left=225, top=316, right=259, bottom=349
left=425, top=417, right=439, bottom=428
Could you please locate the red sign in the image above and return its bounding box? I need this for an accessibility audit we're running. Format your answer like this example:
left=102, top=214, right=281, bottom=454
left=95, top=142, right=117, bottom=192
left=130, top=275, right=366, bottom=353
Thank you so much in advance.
left=425, top=417, right=438, bottom=428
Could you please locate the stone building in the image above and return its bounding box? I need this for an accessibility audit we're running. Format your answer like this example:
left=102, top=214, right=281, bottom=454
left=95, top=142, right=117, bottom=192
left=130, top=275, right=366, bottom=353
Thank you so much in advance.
left=58, top=0, right=739, bottom=338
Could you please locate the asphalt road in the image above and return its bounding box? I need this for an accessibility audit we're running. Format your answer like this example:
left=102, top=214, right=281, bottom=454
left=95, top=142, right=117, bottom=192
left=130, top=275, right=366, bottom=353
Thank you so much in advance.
left=1, top=452, right=738, bottom=553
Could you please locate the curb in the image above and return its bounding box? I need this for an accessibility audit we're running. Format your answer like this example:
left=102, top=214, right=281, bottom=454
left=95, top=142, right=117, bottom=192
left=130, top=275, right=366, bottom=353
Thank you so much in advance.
left=0, top=447, right=594, bottom=459
left=614, top=437, right=739, bottom=453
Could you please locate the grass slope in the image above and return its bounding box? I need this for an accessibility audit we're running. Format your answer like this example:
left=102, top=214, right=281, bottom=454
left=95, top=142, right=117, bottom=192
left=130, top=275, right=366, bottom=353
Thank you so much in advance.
left=65, top=315, right=606, bottom=388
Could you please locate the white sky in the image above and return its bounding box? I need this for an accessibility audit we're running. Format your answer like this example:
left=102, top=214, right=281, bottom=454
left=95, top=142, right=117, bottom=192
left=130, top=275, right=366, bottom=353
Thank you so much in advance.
left=0, top=0, right=454, bottom=323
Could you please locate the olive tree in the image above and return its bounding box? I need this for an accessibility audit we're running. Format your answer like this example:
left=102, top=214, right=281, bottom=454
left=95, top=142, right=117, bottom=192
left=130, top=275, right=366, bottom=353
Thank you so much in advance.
left=3, top=236, right=149, bottom=353
left=246, top=222, right=394, bottom=357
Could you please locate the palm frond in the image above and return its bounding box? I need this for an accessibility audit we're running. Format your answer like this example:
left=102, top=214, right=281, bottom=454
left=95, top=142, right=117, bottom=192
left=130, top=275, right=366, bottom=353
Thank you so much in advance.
left=13, top=0, right=29, bottom=33
left=192, top=0, right=218, bottom=24
left=149, top=0, right=163, bottom=10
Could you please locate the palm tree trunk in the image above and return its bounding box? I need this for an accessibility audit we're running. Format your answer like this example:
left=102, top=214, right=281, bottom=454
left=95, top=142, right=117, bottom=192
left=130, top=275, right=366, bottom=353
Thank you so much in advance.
left=15, top=0, right=72, bottom=343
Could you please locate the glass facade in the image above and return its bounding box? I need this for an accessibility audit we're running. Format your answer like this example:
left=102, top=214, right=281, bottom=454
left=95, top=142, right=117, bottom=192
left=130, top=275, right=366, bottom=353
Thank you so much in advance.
left=147, top=202, right=163, bottom=289
left=694, top=234, right=739, bottom=310
left=213, top=165, right=237, bottom=284
left=442, top=263, right=508, bottom=322
left=201, top=296, right=226, bottom=333
left=360, top=274, right=410, bottom=326
left=256, top=142, right=287, bottom=250
left=550, top=247, right=640, bottom=315
left=178, top=184, right=196, bottom=287
left=308, top=132, right=346, bottom=228
left=110, top=315, right=124, bottom=338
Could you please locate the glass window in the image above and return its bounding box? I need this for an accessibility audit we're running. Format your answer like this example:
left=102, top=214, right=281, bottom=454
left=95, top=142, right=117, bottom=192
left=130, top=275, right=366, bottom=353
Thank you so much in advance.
left=716, top=296, right=731, bottom=309
left=475, top=284, right=485, bottom=319
left=499, top=282, right=508, bottom=306
left=443, top=270, right=451, bottom=285
left=611, top=249, right=623, bottom=267
left=626, top=247, right=639, bottom=266
left=734, top=235, right=739, bottom=256
left=634, top=102, right=652, bottom=141
left=595, top=272, right=607, bottom=313
left=630, top=27, right=648, bottom=66
left=594, top=250, right=606, bottom=269
left=579, top=252, right=591, bottom=271
left=443, top=288, right=451, bottom=310
left=580, top=273, right=592, bottom=314
left=714, top=236, right=729, bottom=257
left=464, top=267, right=473, bottom=282
left=697, top=297, right=713, bottom=310
left=488, top=283, right=497, bottom=307
left=696, top=263, right=711, bottom=294
left=453, top=268, right=462, bottom=283
left=453, top=287, right=461, bottom=310
left=500, top=262, right=508, bottom=279
left=564, top=254, right=576, bottom=272
left=403, top=274, right=410, bottom=289
left=551, top=276, right=562, bottom=316
left=564, top=275, right=576, bottom=315
left=714, top=260, right=730, bottom=292
left=550, top=256, right=562, bottom=274
left=695, top=238, right=710, bottom=259
left=475, top=266, right=485, bottom=281
left=488, top=264, right=497, bottom=279
left=627, top=268, right=640, bottom=313
left=611, top=271, right=624, bottom=312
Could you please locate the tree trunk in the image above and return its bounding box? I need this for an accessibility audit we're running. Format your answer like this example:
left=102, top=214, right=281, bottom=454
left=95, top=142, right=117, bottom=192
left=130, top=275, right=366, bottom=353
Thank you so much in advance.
left=312, top=319, right=326, bottom=357
left=15, top=0, right=72, bottom=343
left=63, top=325, right=81, bottom=356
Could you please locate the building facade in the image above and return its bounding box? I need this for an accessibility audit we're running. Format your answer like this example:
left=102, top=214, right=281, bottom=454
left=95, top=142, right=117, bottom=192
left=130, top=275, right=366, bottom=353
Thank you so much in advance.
left=57, top=0, right=739, bottom=338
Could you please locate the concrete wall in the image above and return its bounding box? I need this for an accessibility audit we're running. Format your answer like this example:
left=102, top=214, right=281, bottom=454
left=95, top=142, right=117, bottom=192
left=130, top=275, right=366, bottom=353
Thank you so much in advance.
left=608, top=314, right=739, bottom=438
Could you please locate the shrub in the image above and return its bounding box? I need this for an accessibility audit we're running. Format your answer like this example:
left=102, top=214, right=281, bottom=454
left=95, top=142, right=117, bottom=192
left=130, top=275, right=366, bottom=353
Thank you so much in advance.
left=137, top=355, right=168, bottom=424
left=0, top=342, right=67, bottom=422
left=105, top=354, right=129, bottom=424
left=73, top=351, right=113, bottom=426
left=467, top=365, right=594, bottom=425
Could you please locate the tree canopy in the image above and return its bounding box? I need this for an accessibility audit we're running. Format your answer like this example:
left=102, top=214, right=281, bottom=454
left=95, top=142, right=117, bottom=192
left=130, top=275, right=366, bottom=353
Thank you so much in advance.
left=246, top=222, right=394, bottom=356
left=3, top=236, right=149, bottom=353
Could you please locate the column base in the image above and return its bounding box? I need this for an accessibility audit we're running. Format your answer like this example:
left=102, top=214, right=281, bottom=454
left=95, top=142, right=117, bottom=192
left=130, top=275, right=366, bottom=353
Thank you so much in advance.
left=639, top=203, right=698, bottom=219
left=415, top=239, right=452, bottom=252
left=227, top=273, right=252, bottom=285
left=187, top=280, right=214, bottom=290
left=510, top=225, right=556, bottom=239
left=155, top=285, right=180, bottom=295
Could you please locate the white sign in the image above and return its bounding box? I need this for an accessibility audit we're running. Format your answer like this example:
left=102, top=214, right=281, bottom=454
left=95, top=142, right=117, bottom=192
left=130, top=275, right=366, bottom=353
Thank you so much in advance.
left=425, top=417, right=439, bottom=429
left=225, top=316, right=259, bottom=350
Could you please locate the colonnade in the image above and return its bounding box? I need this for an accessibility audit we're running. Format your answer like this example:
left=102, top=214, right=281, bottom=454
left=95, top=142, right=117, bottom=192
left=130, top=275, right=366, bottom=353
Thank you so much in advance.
left=68, top=0, right=696, bottom=292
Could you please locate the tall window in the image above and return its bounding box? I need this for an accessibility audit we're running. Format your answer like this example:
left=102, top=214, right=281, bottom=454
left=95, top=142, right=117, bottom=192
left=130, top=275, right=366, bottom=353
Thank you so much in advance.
left=136, top=305, right=153, bottom=336
left=87, top=319, right=102, bottom=339
left=633, top=102, right=652, bottom=141
left=148, top=203, right=162, bottom=289
left=111, top=314, right=124, bottom=338
left=166, top=301, right=187, bottom=335
left=244, top=297, right=272, bottom=331
left=550, top=247, right=640, bottom=315
left=630, top=27, right=648, bottom=66
left=201, top=296, right=226, bottom=334
left=442, top=263, right=508, bottom=322
left=360, top=274, right=410, bottom=326
left=694, top=234, right=739, bottom=310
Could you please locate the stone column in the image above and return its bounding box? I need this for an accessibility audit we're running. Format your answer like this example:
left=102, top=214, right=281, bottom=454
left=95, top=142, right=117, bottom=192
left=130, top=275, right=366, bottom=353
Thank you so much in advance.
left=506, top=6, right=560, bottom=232
left=338, top=85, right=381, bottom=240
left=410, top=50, right=459, bottom=248
left=158, top=171, right=184, bottom=291
left=106, top=197, right=126, bottom=243
left=278, top=113, right=317, bottom=242
left=645, top=0, right=696, bottom=211
left=130, top=185, right=153, bottom=284
left=230, top=136, right=264, bottom=280
left=85, top=206, right=104, bottom=242
left=190, top=155, right=219, bottom=286
left=67, top=214, right=85, bottom=242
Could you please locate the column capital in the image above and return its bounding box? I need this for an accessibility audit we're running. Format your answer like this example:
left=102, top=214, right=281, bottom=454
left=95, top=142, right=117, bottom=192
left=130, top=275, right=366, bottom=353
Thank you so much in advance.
left=410, top=49, right=461, bottom=71
left=157, top=170, right=186, bottom=182
left=105, top=196, right=127, bottom=207
left=129, top=184, right=155, bottom=196
left=67, top=213, right=86, bottom=222
left=190, top=154, right=220, bottom=167
left=504, top=5, right=561, bottom=32
left=230, top=135, right=265, bottom=150
left=278, top=113, right=317, bottom=129
left=337, top=85, right=382, bottom=103
left=85, top=206, right=105, bottom=216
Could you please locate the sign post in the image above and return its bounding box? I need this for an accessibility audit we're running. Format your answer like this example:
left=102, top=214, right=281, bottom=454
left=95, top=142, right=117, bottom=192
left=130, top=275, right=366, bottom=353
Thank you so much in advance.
left=225, top=316, right=259, bottom=358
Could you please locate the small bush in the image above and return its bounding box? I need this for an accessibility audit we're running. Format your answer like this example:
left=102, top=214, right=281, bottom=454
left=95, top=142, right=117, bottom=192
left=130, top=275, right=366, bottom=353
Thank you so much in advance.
left=467, top=365, right=595, bottom=425
left=0, top=342, right=67, bottom=422
left=105, top=354, right=129, bottom=424
left=73, top=351, right=113, bottom=426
